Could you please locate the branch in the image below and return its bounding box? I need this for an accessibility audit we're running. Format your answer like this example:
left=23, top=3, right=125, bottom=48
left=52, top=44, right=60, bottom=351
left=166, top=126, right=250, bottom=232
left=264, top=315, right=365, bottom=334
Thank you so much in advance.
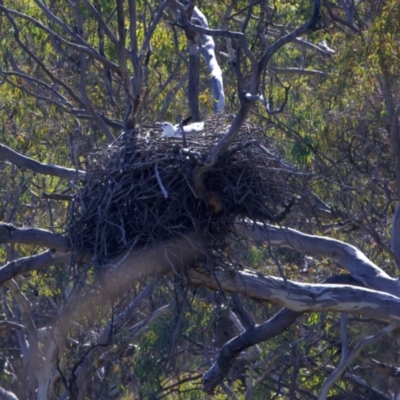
left=6, top=279, right=40, bottom=372
left=0, top=143, right=85, bottom=179
left=256, top=0, right=321, bottom=87
left=324, top=367, right=392, bottom=400
left=0, top=251, right=69, bottom=286
left=0, top=223, right=69, bottom=252
left=74, top=2, right=115, bottom=143
left=202, top=307, right=300, bottom=393
left=68, top=281, right=158, bottom=395
left=71, top=110, right=124, bottom=130
left=235, top=221, right=400, bottom=297
left=187, top=267, right=400, bottom=325
left=197, top=0, right=321, bottom=179
left=1, top=5, right=121, bottom=74
left=269, top=67, right=328, bottom=77
left=358, top=356, right=400, bottom=377
left=0, top=387, right=18, bottom=400
left=193, top=7, right=225, bottom=113
left=2, top=8, right=91, bottom=109
left=0, top=320, right=26, bottom=332
left=141, top=1, right=170, bottom=58
left=318, top=324, right=395, bottom=400
left=0, top=68, right=74, bottom=108
left=80, top=0, right=119, bottom=47
left=176, top=21, right=245, bottom=40
left=170, top=0, right=255, bottom=67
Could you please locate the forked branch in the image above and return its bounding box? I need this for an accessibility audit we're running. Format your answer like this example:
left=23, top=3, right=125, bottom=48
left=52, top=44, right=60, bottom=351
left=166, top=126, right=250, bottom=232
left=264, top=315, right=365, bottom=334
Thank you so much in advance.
left=194, top=0, right=321, bottom=198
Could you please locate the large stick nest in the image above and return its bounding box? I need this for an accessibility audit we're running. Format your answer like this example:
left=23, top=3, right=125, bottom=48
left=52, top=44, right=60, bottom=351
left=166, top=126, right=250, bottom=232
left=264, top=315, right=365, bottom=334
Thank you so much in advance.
left=67, top=116, right=293, bottom=266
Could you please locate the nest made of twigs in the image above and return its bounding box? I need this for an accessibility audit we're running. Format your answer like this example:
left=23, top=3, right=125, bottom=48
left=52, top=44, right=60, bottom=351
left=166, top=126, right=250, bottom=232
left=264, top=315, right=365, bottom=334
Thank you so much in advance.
left=67, top=115, right=292, bottom=266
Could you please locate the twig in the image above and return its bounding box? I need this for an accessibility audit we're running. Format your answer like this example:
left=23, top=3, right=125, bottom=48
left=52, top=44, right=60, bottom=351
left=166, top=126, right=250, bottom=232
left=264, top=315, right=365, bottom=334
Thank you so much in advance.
left=155, top=161, right=168, bottom=198
left=0, top=143, right=85, bottom=179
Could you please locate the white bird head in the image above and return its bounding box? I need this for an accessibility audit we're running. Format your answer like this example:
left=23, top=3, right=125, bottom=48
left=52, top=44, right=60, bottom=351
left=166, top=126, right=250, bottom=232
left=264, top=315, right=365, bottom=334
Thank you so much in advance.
left=157, top=122, right=176, bottom=137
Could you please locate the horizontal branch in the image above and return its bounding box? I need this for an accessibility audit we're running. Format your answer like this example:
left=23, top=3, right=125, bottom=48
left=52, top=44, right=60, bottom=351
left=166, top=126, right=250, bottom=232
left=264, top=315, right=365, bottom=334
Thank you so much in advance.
left=0, top=223, right=69, bottom=252
left=235, top=221, right=400, bottom=296
left=177, top=21, right=245, bottom=40
left=187, top=267, right=400, bottom=326
left=270, top=67, right=328, bottom=77
left=0, top=143, right=85, bottom=179
left=0, top=250, right=69, bottom=286
left=71, top=110, right=124, bottom=130
left=0, top=320, right=26, bottom=332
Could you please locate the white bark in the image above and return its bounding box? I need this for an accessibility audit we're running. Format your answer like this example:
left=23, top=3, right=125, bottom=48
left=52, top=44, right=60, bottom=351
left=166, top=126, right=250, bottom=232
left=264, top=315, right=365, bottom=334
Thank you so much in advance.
left=235, top=221, right=400, bottom=296
left=187, top=268, right=400, bottom=325
left=193, top=7, right=225, bottom=113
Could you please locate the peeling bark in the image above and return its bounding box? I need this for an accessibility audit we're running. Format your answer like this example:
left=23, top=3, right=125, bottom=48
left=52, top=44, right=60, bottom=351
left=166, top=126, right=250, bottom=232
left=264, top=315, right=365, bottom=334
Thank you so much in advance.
left=187, top=267, right=400, bottom=325
left=235, top=221, right=400, bottom=296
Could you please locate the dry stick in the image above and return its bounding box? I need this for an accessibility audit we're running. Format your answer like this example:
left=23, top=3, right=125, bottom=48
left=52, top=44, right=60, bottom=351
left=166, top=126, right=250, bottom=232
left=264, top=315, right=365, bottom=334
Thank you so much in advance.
left=155, top=162, right=169, bottom=198
left=0, top=143, right=85, bottom=179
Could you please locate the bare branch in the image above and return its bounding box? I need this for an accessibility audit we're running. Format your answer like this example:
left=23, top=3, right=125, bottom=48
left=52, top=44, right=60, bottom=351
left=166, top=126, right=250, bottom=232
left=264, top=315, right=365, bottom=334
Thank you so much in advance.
left=0, top=5, right=121, bottom=74
left=0, top=251, right=69, bottom=286
left=0, top=223, right=69, bottom=252
left=269, top=67, right=328, bottom=76
left=235, top=221, right=400, bottom=296
left=141, top=1, right=170, bottom=57
left=195, top=0, right=322, bottom=189
left=255, top=0, right=321, bottom=89
left=75, top=3, right=115, bottom=143
left=0, top=143, right=85, bottom=179
left=5, top=279, right=40, bottom=371
left=71, top=282, right=163, bottom=396
left=187, top=267, right=400, bottom=325
left=202, top=307, right=300, bottom=393
left=0, top=68, right=74, bottom=108
left=176, top=20, right=245, bottom=40
left=318, top=324, right=395, bottom=400
left=1, top=8, right=86, bottom=107
left=0, top=320, right=26, bottom=332
left=80, top=0, right=119, bottom=47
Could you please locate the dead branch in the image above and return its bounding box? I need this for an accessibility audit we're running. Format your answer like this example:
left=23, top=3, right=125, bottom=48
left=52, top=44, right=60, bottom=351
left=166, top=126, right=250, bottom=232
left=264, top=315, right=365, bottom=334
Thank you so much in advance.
left=0, top=251, right=69, bottom=286
left=0, top=143, right=85, bottom=179
left=0, top=223, right=69, bottom=252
